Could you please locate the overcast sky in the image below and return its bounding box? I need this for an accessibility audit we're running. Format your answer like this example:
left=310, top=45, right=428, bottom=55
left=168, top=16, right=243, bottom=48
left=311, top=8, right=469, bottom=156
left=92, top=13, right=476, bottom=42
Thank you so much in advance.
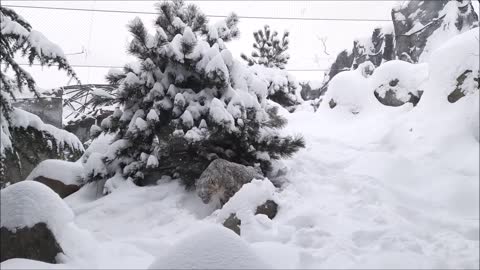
left=3, top=0, right=479, bottom=89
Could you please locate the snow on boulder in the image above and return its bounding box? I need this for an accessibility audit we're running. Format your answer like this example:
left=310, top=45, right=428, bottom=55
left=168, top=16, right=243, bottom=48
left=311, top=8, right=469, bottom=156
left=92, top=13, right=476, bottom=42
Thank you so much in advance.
left=369, top=60, right=428, bottom=107
left=215, top=178, right=279, bottom=235
left=148, top=225, right=270, bottom=269
left=320, top=65, right=376, bottom=114
left=421, top=28, right=479, bottom=106
left=1, top=181, right=74, bottom=233
left=1, top=181, right=74, bottom=263
left=216, top=178, right=278, bottom=223
left=26, top=160, right=83, bottom=198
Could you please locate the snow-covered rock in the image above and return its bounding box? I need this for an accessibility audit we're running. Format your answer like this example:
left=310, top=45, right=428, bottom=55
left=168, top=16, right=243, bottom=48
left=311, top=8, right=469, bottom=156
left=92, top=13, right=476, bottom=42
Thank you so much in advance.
left=196, top=159, right=263, bottom=205
left=392, top=0, right=479, bottom=63
left=0, top=181, right=75, bottom=263
left=27, top=160, right=83, bottom=186
left=370, top=60, right=428, bottom=106
left=319, top=66, right=377, bottom=114
left=26, top=160, right=84, bottom=198
left=148, top=225, right=270, bottom=269
left=0, top=181, right=74, bottom=233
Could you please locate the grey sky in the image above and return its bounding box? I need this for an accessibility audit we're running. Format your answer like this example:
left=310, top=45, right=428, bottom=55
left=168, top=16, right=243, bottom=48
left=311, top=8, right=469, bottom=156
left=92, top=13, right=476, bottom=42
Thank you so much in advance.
left=4, top=0, right=479, bottom=89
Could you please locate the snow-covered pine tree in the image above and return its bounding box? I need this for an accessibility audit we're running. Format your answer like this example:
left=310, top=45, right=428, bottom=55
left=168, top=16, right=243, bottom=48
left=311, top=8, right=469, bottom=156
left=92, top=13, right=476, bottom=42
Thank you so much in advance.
left=240, top=25, right=299, bottom=110
left=0, top=7, right=78, bottom=120
left=86, top=0, right=305, bottom=187
left=0, top=7, right=83, bottom=185
left=241, top=25, right=290, bottom=69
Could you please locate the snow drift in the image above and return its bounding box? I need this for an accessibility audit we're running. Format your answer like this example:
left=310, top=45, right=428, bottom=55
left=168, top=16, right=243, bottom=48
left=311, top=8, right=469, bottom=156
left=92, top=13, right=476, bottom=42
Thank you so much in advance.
left=148, top=225, right=270, bottom=269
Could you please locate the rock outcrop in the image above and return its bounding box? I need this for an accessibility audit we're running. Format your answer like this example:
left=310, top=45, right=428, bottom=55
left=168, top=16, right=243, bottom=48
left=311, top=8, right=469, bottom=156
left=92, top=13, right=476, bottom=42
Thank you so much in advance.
left=0, top=223, right=63, bottom=263
left=392, top=0, right=478, bottom=63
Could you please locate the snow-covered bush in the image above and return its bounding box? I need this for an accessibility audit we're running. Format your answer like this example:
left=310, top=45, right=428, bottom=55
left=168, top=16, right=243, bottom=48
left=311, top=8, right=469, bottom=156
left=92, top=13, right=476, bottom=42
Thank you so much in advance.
left=249, top=64, right=300, bottom=110
left=148, top=224, right=270, bottom=269
left=86, top=0, right=305, bottom=187
left=241, top=25, right=290, bottom=69
left=241, top=26, right=300, bottom=109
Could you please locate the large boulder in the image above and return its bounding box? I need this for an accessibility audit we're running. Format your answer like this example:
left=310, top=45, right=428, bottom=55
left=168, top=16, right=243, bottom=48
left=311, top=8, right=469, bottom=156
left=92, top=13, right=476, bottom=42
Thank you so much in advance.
left=148, top=225, right=270, bottom=269
left=392, top=0, right=479, bottom=63
left=0, top=181, right=74, bottom=263
left=27, top=159, right=83, bottom=198
left=369, top=60, right=428, bottom=107
left=196, top=159, right=263, bottom=205
left=0, top=223, right=63, bottom=263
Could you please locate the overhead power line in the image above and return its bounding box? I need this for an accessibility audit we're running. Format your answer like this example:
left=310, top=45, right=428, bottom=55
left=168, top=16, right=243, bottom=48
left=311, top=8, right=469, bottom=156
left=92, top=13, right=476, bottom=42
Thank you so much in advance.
left=17, top=63, right=330, bottom=72
left=2, top=0, right=411, bottom=2
left=4, top=4, right=392, bottom=22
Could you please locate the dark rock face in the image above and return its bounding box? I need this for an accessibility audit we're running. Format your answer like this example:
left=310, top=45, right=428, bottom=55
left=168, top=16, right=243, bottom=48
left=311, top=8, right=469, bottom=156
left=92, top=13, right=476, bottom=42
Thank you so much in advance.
left=223, top=214, right=241, bottom=235
left=448, top=70, right=479, bottom=103
left=0, top=127, right=83, bottom=187
left=196, top=159, right=263, bottom=205
left=255, top=200, right=278, bottom=219
left=321, top=27, right=394, bottom=92
left=392, top=0, right=479, bottom=63
left=0, top=223, right=63, bottom=263
left=34, top=176, right=80, bottom=198
left=373, top=78, right=424, bottom=107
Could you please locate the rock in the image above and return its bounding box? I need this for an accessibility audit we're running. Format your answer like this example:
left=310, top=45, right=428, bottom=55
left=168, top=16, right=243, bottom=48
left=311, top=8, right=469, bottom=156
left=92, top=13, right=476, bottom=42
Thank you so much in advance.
left=223, top=213, right=241, bottom=235
left=392, top=0, right=478, bottom=62
left=374, top=88, right=423, bottom=107
left=26, top=159, right=84, bottom=198
left=0, top=181, right=74, bottom=264
left=222, top=200, right=279, bottom=235
left=196, top=159, right=263, bottom=205
left=33, top=176, right=80, bottom=198
left=255, top=200, right=278, bottom=219
left=447, top=70, right=479, bottom=103
left=0, top=223, right=63, bottom=263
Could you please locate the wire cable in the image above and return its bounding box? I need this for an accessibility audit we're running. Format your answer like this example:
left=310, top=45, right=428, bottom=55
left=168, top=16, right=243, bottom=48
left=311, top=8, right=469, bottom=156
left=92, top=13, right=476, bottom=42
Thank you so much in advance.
left=17, top=63, right=330, bottom=72
left=3, top=4, right=392, bottom=22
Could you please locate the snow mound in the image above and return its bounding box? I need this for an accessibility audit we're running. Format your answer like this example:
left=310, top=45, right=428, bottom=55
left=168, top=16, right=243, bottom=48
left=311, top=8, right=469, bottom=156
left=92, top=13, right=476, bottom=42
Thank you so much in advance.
left=216, top=178, right=277, bottom=223
left=369, top=60, right=428, bottom=101
left=0, top=258, right=67, bottom=270
left=0, top=181, right=74, bottom=233
left=421, top=28, right=479, bottom=104
left=26, top=160, right=83, bottom=185
left=319, top=68, right=376, bottom=114
left=148, top=224, right=270, bottom=269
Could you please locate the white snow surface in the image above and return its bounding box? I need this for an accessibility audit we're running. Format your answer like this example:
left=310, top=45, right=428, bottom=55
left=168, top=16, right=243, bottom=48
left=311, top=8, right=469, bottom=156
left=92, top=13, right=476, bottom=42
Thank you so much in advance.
left=148, top=225, right=270, bottom=269
left=2, top=30, right=479, bottom=270
left=0, top=181, right=74, bottom=232
left=26, top=160, right=83, bottom=185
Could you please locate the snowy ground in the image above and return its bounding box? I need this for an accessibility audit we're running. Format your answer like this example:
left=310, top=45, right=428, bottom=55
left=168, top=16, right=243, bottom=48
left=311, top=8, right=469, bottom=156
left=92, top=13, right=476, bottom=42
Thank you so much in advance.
left=3, top=99, right=478, bottom=269
left=2, top=27, right=479, bottom=270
